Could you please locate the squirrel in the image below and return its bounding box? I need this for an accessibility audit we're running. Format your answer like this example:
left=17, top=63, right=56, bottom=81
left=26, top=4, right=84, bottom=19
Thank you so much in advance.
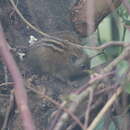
left=25, top=36, right=90, bottom=83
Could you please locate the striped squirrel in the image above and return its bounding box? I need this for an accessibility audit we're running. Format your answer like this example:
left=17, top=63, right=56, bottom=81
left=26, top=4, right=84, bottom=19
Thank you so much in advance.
left=25, top=37, right=90, bottom=83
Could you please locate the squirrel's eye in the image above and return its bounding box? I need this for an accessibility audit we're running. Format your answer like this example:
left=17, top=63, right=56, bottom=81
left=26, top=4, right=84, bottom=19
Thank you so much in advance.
left=80, top=64, right=86, bottom=70
left=70, top=55, right=78, bottom=64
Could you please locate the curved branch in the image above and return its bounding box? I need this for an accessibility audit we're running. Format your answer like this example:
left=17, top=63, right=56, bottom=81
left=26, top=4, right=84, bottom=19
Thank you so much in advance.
left=0, top=24, right=36, bottom=130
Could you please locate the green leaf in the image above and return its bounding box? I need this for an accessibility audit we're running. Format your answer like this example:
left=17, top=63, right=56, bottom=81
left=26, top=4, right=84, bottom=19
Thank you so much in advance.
left=91, top=54, right=106, bottom=68
left=104, top=46, right=122, bottom=59
left=124, top=19, right=130, bottom=26
left=83, top=48, right=99, bottom=57
left=124, top=81, right=130, bottom=94
left=94, top=115, right=121, bottom=130
left=98, top=17, right=112, bottom=42
left=116, top=60, right=129, bottom=77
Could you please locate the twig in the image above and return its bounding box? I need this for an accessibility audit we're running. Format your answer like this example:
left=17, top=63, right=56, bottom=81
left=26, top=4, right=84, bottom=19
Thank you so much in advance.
left=87, top=87, right=123, bottom=130
left=53, top=86, right=95, bottom=130
left=53, top=71, right=114, bottom=129
left=102, top=46, right=130, bottom=73
left=9, top=0, right=50, bottom=38
left=66, top=97, right=103, bottom=130
left=0, top=82, right=14, bottom=87
left=84, top=88, right=94, bottom=129
left=1, top=90, right=15, bottom=130
left=32, top=37, right=128, bottom=51
left=48, top=101, right=66, bottom=130
left=94, top=85, right=116, bottom=96
left=75, top=71, right=114, bottom=94
left=26, top=81, right=84, bottom=130
left=0, top=24, right=36, bottom=130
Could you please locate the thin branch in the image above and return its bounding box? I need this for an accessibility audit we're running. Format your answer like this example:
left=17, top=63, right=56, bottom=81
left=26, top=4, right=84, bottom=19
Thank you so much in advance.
left=87, top=87, right=123, bottom=130
left=26, top=80, right=84, bottom=130
left=32, top=37, right=128, bottom=51
left=66, top=97, right=103, bottom=130
left=53, top=86, right=96, bottom=130
left=1, top=90, right=15, bottom=130
left=84, top=88, right=94, bottom=129
left=0, top=24, right=36, bottom=130
left=48, top=102, right=66, bottom=130
left=102, top=46, right=130, bottom=73
left=83, top=41, right=128, bottom=50
left=0, top=82, right=14, bottom=87
left=95, top=85, right=116, bottom=96
left=75, top=71, right=114, bottom=94
left=9, top=0, right=50, bottom=38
